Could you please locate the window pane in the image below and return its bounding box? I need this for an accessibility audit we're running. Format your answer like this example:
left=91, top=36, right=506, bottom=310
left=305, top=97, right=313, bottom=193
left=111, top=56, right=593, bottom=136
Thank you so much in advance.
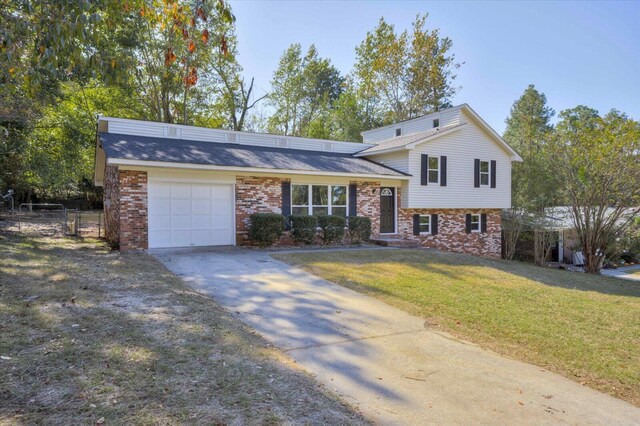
left=471, top=215, right=480, bottom=231
left=331, top=207, right=347, bottom=217
left=312, top=206, right=328, bottom=216
left=480, top=174, right=489, bottom=185
left=292, top=206, right=309, bottom=216
left=332, top=186, right=347, bottom=206
left=292, top=185, right=308, bottom=205
left=429, top=170, right=439, bottom=183
left=419, top=216, right=430, bottom=233
left=480, top=161, right=489, bottom=173
left=312, top=185, right=328, bottom=205
left=428, top=157, right=439, bottom=170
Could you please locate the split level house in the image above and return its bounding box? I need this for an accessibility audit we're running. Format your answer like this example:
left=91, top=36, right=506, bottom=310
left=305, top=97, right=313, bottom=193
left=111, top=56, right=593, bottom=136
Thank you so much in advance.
left=93, top=104, right=523, bottom=257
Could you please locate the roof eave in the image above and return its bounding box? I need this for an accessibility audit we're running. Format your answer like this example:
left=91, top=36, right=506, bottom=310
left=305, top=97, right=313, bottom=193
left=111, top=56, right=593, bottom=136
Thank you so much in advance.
left=106, top=158, right=411, bottom=180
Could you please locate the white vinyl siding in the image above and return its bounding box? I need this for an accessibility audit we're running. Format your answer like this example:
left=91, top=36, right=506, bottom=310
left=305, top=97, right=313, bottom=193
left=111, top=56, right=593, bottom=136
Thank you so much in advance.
left=362, top=108, right=461, bottom=143
left=406, top=110, right=512, bottom=209
left=365, top=151, right=410, bottom=174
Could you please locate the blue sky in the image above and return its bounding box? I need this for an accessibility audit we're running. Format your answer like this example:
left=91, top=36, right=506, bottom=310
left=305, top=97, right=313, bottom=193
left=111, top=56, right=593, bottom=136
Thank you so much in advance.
left=230, top=0, right=639, bottom=135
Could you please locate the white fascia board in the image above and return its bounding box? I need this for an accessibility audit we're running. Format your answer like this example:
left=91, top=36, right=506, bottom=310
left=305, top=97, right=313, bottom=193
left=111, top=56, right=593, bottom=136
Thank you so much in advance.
left=107, top=158, right=410, bottom=180
left=359, top=104, right=465, bottom=137
left=354, top=124, right=465, bottom=157
left=459, top=104, right=524, bottom=162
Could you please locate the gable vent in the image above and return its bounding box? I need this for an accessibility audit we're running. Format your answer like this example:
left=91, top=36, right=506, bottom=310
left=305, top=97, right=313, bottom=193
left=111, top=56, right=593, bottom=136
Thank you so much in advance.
left=277, top=138, right=289, bottom=148
left=227, top=133, right=237, bottom=143
left=166, top=126, right=178, bottom=137
left=323, top=142, right=333, bottom=151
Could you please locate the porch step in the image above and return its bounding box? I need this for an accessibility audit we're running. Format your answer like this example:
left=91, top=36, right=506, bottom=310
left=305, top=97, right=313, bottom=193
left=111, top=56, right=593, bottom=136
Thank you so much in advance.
left=370, top=237, right=420, bottom=248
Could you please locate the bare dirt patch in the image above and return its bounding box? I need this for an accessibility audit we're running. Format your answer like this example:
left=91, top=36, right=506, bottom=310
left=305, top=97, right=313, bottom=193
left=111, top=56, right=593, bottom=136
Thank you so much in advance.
left=0, top=234, right=366, bottom=425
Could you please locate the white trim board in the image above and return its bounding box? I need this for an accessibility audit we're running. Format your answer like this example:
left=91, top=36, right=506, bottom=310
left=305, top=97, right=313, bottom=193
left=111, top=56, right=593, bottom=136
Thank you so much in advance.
left=107, top=158, right=411, bottom=181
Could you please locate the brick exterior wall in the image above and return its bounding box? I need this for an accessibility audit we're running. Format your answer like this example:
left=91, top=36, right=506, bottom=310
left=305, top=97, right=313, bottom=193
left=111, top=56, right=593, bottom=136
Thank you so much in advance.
left=103, top=165, right=120, bottom=247
left=235, top=176, right=289, bottom=245
left=118, top=170, right=148, bottom=250
left=397, top=208, right=502, bottom=257
left=353, top=181, right=381, bottom=238
left=102, top=168, right=500, bottom=257
left=102, top=165, right=148, bottom=250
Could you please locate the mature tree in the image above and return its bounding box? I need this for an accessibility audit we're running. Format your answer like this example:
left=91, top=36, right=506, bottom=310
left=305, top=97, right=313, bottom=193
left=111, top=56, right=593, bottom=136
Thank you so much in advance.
left=406, top=15, right=462, bottom=116
left=502, top=85, right=557, bottom=261
left=329, top=79, right=369, bottom=142
left=352, top=15, right=461, bottom=125
left=267, top=44, right=343, bottom=137
left=550, top=107, right=640, bottom=273
left=354, top=18, right=408, bottom=124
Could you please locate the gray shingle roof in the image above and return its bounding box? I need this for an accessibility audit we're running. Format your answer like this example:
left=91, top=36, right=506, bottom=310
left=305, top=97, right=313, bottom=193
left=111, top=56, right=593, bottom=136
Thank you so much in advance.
left=99, top=132, right=408, bottom=177
left=356, top=123, right=466, bottom=155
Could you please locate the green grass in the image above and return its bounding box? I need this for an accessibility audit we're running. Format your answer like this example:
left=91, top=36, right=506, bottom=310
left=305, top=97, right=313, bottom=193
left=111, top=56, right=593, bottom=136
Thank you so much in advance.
left=273, top=249, right=640, bottom=407
left=0, top=234, right=365, bottom=425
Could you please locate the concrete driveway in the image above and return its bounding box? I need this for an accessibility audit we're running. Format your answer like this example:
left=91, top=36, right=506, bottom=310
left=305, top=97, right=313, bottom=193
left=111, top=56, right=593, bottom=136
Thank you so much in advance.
left=152, top=247, right=640, bottom=425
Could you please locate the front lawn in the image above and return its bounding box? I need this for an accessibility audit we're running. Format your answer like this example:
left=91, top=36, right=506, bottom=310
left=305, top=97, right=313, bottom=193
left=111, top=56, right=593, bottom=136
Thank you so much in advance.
left=0, top=234, right=365, bottom=424
left=273, top=249, right=640, bottom=407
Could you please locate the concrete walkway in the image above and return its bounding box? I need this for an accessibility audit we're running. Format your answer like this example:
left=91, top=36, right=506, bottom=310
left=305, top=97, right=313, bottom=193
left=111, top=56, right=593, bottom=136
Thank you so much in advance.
left=602, top=264, right=640, bottom=281
left=152, top=247, right=640, bottom=425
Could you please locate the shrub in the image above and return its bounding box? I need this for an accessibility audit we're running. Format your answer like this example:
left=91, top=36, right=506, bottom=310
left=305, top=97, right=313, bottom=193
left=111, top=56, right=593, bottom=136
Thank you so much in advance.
left=348, top=216, right=371, bottom=244
left=317, top=215, right=346, bottom=244
left=620, top=251, right=638, bottom=264
left=290, top=215, right=318, bottom=244
left=249, top=213, right=286, bottom=247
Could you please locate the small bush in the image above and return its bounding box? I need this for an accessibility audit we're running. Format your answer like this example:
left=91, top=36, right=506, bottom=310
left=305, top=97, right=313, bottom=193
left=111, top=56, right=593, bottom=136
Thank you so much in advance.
left=348, top=216, right=371, bottom=244
left=317, top=215, right=346, bottom=245
left=249, top=213, right=286, bottom=247
left=290, top=215, right=318, bottom=244
left=620, top=251, right=638, bottom=264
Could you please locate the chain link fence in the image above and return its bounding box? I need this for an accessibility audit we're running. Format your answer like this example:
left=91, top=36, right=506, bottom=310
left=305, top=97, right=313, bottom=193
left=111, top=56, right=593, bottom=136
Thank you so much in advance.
left=0, top=204, right=104, bottom=238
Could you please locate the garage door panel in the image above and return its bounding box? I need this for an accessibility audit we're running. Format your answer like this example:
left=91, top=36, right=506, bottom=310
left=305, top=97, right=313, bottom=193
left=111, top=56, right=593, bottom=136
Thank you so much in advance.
left=170, top=230, right=192, bottom=246
left=212, top=214, right=232, bottom=228
left=191, top=199, right=212, bottom=214
left=150, top=182, right=171, bottom=197
left=192, top=214, right=212, bottom=229
left=149, top=198, right=171, bottom=212
left=191, top=185, right=212, bottom=198
left=150, top=230, right=171, bottom=248
left=170, top=199, right=191, bottom=215
left=149, top=214, right=170, bottom=230
left=148, top=180, right=234, bottom=248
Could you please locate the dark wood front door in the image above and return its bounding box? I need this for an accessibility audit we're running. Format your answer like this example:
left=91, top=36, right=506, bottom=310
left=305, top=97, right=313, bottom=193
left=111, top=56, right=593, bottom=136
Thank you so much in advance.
left=380, top=187, right=395, bottom=234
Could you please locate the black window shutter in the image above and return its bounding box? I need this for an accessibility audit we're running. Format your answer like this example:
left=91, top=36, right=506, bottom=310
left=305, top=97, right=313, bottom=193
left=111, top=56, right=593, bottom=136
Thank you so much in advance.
left=440, top=156, right=447, bottom=186
left=281, top=181, right=291, bottom=216
left=465, top=214, right=472, bottom=233
left=431, top=214, right=438, bottom=235
left=413, top=214, right=420, bottom=236
left=421, top=154, right=428, bottom=185
left=491, top=160, right=497, bottom=188
left=474, top=159, right=480, bottom=188
left=481, top=213, right=487, bottom=233
left=348, top=183, right=357, bottom=217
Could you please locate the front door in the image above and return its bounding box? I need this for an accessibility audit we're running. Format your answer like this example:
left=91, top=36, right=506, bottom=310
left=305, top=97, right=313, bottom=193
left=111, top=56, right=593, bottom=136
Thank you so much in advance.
left=380, top=187, right=395, bottom=234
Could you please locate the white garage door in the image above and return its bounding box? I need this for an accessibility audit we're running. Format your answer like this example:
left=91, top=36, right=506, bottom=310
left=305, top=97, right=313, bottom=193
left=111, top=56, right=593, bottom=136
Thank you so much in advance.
left=148, top=181, right=235, bottom=248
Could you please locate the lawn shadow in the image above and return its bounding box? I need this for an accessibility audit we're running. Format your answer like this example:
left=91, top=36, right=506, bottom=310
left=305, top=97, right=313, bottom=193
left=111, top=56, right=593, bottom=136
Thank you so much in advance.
left=0, top=234, right=367, bottom=425
left=154, top=247, right=407, bottom=406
